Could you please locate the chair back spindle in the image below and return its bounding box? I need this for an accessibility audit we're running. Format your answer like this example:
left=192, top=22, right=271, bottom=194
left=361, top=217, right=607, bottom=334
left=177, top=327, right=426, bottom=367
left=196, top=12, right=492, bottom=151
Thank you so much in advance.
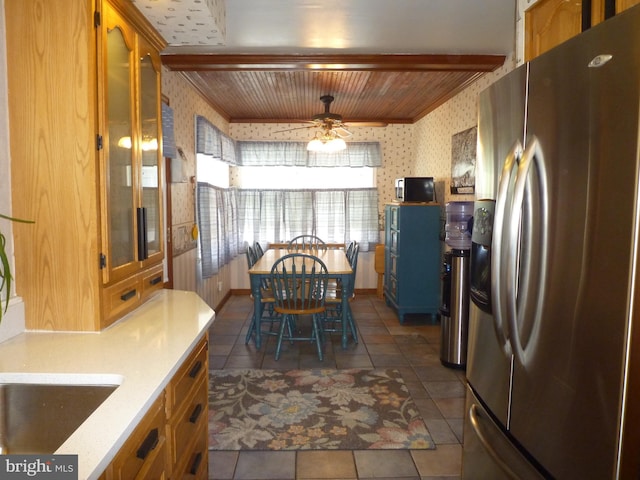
left=287, top=235, right=327, bottom=253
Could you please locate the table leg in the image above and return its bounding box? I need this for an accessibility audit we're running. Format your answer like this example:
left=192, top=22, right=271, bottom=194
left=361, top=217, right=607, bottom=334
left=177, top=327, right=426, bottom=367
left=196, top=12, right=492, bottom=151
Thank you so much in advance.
left=341, top=273, right=350, bottom=349
left=249, top=274, right=263, bottom=349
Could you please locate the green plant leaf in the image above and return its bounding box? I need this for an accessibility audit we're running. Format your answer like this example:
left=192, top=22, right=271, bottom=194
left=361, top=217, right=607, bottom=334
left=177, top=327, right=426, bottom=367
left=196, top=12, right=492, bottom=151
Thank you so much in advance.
left=0, top=213, right=34, bottom=223
left=0, top=213, right=34, bottom=325
left=0, top=232, right=11, bottom=324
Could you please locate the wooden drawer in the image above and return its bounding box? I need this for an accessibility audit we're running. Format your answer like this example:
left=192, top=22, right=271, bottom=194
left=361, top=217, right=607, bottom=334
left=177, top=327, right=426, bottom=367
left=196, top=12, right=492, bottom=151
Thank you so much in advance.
left=102, top=275, right=142, bottom=327
left=166, top=336, right=208, bottom=418
left=170, top=422, right=208, bottom=480
left=141, top=265, right=164, bottom=299
left=108, top=395, right=167, bottom=480
left=168, top=377, right=208, bottom=470
left=138, top=440, right=167, bottom=480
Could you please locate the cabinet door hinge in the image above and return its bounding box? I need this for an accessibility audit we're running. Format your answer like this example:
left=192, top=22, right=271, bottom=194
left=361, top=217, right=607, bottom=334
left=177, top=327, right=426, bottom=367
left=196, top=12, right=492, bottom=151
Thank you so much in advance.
left=94, top=10, right=101, bottom=28
left=99, top=253, right=106, bottom=269
left=96, top=134, right=103, bottom=151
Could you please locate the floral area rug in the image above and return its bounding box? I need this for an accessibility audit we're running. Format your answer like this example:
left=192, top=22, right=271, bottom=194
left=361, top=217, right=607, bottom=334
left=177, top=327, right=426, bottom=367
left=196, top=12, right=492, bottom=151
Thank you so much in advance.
left=208, top=368, right=435, bottom=451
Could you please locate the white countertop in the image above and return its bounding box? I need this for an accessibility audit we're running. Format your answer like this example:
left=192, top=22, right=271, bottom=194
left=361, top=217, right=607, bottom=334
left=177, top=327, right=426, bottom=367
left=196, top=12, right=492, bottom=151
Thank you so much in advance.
left=0, top=289, right=215, bottom=480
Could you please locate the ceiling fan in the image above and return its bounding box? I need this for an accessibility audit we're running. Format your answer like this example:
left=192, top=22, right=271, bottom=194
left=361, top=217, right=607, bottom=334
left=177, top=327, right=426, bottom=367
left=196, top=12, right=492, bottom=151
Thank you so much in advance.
left=277, top=95, right=388, bottom=138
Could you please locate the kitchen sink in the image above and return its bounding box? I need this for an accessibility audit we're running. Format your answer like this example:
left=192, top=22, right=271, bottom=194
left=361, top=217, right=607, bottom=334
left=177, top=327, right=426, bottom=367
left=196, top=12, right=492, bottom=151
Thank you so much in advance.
left=0, top=381, right=119, bottom=454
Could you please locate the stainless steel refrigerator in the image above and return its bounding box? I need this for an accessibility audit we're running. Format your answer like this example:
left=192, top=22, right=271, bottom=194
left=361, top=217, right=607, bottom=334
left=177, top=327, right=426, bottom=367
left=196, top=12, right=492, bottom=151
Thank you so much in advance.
left=462, top=5, right=640, bottom=479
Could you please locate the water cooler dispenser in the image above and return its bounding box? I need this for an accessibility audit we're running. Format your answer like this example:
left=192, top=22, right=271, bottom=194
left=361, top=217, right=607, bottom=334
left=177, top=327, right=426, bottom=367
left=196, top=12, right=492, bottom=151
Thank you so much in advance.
left=440, top=201, right=473, bottom=369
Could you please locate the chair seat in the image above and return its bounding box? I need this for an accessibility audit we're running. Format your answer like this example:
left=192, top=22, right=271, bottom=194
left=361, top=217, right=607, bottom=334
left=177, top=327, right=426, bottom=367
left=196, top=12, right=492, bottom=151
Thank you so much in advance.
left=274, top=304, right=326, bottom=315
left=270, top=253, right=329, bottom=361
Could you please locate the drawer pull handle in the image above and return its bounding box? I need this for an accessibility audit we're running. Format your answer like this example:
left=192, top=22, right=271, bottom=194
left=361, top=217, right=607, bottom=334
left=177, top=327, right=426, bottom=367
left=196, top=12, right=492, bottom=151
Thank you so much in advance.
left=189, top=403, right=203, bottom=423
left=136, top=428, right=159, bottom=460
left=120, top=289, right=137, bottom=302
left=189, top=452, right=203, bottom=475
left=188, top=360, right=203, bottom=378
left=149, top=275, right=162, bottom=286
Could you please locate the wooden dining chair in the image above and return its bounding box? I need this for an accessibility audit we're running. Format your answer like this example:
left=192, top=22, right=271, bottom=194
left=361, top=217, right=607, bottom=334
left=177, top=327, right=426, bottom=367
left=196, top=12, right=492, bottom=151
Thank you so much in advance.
left=244, top=245, right=281, bottom=345
left=287, top=234, right=327, bottom=252
left=345, top=240, right=356, bottom=260
left=269, top=253, right=329, bottom=360
left=253, top=241, right=264, bottom=258
left=325, top=242, right=359, bottom=344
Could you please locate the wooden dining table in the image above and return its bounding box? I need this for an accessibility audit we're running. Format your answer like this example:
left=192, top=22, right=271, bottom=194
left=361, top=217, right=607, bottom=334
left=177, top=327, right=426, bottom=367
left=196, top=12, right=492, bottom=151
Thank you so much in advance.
left=247, top=248, right=353, bottom=350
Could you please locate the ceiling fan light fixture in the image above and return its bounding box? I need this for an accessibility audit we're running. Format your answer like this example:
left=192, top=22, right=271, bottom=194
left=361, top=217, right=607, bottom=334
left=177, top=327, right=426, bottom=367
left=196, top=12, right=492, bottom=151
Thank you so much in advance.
left=325, top=136, right=346, bottom=152
left=307, top=131, right=347, bottom=153
left=307, top=137, right=324, bottom=151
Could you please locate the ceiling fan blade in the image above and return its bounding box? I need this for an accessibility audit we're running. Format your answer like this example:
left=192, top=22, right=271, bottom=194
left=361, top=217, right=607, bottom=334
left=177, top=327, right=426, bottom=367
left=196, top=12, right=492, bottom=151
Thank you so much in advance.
left=274, top=124, right=317, bottom=134
left=346, top=121, right=389, bottom=127
left=334, top=126, right=353, bottom=138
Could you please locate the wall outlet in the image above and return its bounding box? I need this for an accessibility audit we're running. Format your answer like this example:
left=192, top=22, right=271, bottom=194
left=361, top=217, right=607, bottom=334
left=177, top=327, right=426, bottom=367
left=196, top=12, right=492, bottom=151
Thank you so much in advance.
left=218, top=281, right=223, bottom=292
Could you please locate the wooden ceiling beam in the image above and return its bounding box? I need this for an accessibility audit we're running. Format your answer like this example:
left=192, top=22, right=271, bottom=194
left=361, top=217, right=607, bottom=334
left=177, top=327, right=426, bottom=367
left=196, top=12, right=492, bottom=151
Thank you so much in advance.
left=161, top=53, right=506, bottom=72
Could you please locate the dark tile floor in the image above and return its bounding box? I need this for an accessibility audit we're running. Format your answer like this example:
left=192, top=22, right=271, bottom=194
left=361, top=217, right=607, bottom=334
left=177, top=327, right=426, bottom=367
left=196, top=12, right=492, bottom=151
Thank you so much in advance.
left=207, top=294, right=465, bottom=479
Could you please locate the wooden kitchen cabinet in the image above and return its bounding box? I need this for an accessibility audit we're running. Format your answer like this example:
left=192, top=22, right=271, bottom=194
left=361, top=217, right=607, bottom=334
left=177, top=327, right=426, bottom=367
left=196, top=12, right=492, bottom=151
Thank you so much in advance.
left=165, top=336, right=209, bottom=479
left=525, top=0, right=640, bottom=61
left=525, top=0, right=583, bottom=61
left=101, top=3, right=164, bottom=284
left=104, top=334, right=209, bottom=480
left=106, top=395, right=168, bottom=480
left=6, top=0, right=166, bottom=331
left=593, top=0, right=640, bottom=20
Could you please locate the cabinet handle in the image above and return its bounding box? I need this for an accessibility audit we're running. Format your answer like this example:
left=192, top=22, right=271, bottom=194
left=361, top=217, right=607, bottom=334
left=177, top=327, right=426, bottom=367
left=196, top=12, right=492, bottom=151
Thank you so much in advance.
left=188, top=360, right=203, bottom=379
left=120, top=289, right=137, bottom=301
left=189, top=452, right=203, bottom=475
left=136, top=428, right=159, bottom=460
left=149, top=275, right=162, bottom=286
left=189, top=403, right=203, bottom=424
left=137, top=207, right=148, bottom=261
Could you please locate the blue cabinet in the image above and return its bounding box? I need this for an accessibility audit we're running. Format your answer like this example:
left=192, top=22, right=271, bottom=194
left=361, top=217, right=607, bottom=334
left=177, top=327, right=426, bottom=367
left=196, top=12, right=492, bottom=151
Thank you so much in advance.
left=384, top=204, right=441, bottom=323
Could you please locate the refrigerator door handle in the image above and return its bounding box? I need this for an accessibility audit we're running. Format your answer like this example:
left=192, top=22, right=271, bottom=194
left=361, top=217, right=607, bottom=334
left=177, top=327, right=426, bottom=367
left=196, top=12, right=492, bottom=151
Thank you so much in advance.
left=491, top=140, right=523, bottom=348
left=506, top=136, right=549, bottom=364
left=469, top=404, right=522, bottom=480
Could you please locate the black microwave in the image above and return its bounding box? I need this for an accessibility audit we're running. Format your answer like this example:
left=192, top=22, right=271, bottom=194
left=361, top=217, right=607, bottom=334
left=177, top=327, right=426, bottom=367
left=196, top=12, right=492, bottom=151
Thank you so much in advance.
left=395, top=177, right=435, bottom=202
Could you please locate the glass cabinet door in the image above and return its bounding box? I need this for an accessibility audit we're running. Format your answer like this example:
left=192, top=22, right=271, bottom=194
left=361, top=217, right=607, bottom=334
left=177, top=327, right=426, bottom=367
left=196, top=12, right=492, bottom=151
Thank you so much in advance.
left=138, top=40, right=163, bottom=265
left=100, top=2, right=163, bottom=285
left=105, top=15, right=136, bottom=276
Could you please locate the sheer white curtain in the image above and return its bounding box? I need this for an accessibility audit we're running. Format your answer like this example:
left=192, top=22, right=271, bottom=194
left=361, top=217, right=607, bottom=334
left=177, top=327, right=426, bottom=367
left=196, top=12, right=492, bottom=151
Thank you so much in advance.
left=197, top=183, right=239, bottom=278
left=236, top=188, right=379, bottom=251
left=195, top=120, right=381, bottom=278
left=238, top=141, right=382, bottom=167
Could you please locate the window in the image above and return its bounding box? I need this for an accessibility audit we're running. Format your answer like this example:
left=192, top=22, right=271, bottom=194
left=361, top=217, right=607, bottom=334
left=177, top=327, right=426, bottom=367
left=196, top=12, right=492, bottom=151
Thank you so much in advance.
left=233, top=161, right=379, bottom=251
left=197, top=154, right=229, bottom=188
left=194, top=121, right=381, bottom=277
left=234, top=165, right=375, bottom=189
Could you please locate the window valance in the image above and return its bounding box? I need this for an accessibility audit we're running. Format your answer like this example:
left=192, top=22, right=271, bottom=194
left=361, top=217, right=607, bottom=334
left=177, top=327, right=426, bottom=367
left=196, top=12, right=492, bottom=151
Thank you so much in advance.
left=237, top=141, right=382, bottom=167
left=195, top=115, right=238, bottom=165
left=195, top=114, right=382, bottom=167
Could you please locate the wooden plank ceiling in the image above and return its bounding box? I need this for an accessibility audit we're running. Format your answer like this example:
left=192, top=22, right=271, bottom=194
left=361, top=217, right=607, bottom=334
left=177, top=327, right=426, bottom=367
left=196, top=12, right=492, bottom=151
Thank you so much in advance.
left=162, top=54, right=506, bottom=124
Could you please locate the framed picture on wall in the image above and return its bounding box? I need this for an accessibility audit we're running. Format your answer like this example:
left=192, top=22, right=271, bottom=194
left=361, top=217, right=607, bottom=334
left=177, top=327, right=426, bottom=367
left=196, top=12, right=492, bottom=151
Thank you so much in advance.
left=450, top=126, right=477, bottom=194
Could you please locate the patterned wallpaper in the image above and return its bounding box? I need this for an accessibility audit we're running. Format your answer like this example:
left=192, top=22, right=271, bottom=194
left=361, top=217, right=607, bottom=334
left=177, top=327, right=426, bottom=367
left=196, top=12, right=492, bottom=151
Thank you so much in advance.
left=229, top=122, right=415, bottom=215
left=161, top=55, right=516, bottom=303
left=133, top=0, right=226, bottom=46
left=414, top=56, right=515, bottom=206
left=229, top=56, right=514, bottom=214
left=162, top=67, right=229, bottom=256
left=164, top=57, right=516, bottom=241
